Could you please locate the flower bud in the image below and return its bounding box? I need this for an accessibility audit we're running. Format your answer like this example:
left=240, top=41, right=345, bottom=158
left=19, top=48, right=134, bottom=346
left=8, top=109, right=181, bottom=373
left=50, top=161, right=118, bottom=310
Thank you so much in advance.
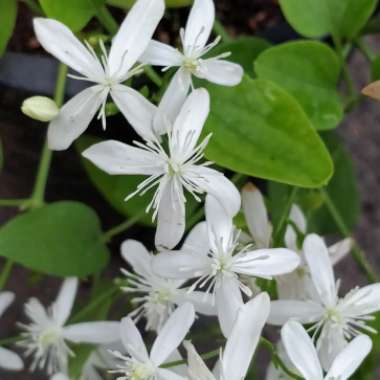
left=21, top=96, right=59, bottom=122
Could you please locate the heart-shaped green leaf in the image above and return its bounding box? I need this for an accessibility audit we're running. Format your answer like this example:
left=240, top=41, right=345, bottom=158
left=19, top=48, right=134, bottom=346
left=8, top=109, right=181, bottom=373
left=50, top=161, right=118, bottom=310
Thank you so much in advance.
left=0, top=0, right=17, bottom=56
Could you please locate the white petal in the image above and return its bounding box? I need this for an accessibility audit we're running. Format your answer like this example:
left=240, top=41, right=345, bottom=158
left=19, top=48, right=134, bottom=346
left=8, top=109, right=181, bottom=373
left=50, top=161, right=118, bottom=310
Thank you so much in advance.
left=153, top=251, right=210, bottom=280
left=281, top=321, right=323, bottom=380
left=82, top=140, right=162, bottom=175
left=52, top=278, right=78, bottom=326
left=121, top=239, right=153, bottom=278
left=303, top=234, right=337, bottom=308
left=48, top=86, right=107, bottom=151
left=157, top=368, right=187, bottom=380
left=140, top=40, right=183, bottom=67
left=284, top=204, right=306, bottom=251
left=268, top=300, right=324, bottom=325
left=150, top=303, right=195, bottom=366
left=326, top=335, right=372, bottom=379
left=328, top=238, right=352, bottom=266
left=232, top=248, right=300, bottom=277
left=155, top=179, right=186, bottom=250
left=63, top=321, right=120, bottom=344
left=184, top=341, right=215, bottom=380
left=120, top=317, right=149, bottom=362
left=154, top=68, right=191, bottom=135
left=197, top=59, right=243, bottom=86
left=111, top=85, right=157, bottom=141
left=0, top=291, right=15, bottom=317
left=0, top=347, right=24, bottom=371
left=184, top=0, right=215, bottom=51
left=175, top=290, right=216, bottom=316
left=170, top=88, right=210, bottom=162
left=215, top=276, right=244, bottom=337
left=182, top=222, right=210, bottom=255
left=108, top=0, right=165, bottom=79
left=341, top=283, right=380, bottom=316
left=33, top=18, right=104, bottom=81
left=222, top=293, right=270, bottom=380
left=241, top=183, right=272, bottom=248
left=51, top=374, right=69, bottom=380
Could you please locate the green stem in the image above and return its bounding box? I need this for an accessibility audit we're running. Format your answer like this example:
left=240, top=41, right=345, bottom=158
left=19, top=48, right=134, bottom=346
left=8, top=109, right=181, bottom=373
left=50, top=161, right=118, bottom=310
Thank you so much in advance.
left=0, top=260, right=13, bottom=290
left=321, top=189, right=379, bottom=283
left=0, top=335, right=23, bottom=347
left=144, top=66, right=163, bottom=87
left=213, top=19, right=232, bottom=42
left=30, top=64, right=68, bottom=209
left=355, top=38, right=376, bottom=62
left=161, top=348, right=220, bottom=369
left=0, top=198, right=29, bottom=207
left=21, top=0, right=43, bottom=14
left=95, top=4, right=119, bottom=35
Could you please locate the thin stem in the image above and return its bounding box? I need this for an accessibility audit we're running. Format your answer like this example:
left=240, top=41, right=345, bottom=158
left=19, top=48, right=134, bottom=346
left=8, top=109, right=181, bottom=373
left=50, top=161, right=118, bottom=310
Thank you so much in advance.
left=30, top=64, right=68, bottom=209
left=213, top=19, right=233, bottom=43
left=161, top=348, right=220, bottom=369
left=321, top=189, right=379, bottom=283
left=0, top=260, right=13, bottom=290
left=0, top=335, right=22, bottom=347
left=0, top=198, right=28, bottom=207
left=144, top=66, right=163, bottom=87
left=355, top=38, right=376, bottom=62
left=94, top=4, right=118, bottom=35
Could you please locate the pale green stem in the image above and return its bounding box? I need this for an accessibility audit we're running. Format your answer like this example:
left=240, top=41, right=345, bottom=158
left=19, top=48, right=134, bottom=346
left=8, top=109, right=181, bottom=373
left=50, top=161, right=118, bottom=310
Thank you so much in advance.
left=0, top=260, right=13, bottom=290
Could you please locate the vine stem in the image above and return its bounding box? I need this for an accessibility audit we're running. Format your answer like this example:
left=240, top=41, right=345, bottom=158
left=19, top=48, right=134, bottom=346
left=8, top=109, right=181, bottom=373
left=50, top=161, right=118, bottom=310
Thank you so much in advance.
left=161, top=348, right=220, bottom=369
left=320, top=189, right=379, bottom=283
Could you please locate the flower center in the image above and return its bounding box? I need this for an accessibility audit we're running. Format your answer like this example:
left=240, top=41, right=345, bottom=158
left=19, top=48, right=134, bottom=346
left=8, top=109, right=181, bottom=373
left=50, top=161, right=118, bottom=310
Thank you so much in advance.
left=211, top=253, right=234, bottom=276
left=325, top=308, right=344, bottom=325
left=126, top=360, right=155, bottom=380
left=38, top=325, right=62, bottom=350
left=182, top=56, right=199, bottom=74
left=167, top=160, right=183, bottom=176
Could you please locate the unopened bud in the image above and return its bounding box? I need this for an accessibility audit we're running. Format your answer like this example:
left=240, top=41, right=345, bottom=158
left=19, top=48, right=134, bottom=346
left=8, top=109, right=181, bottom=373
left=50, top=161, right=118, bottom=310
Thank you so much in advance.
left=21, top=96, right=59, bottom=122
left=362, top=80, right=380, bottom=102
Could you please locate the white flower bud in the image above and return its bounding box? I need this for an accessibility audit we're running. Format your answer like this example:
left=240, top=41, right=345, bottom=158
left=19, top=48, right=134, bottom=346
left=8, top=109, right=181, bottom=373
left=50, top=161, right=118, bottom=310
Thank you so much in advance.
left=21, top=96, right=59, bottom=122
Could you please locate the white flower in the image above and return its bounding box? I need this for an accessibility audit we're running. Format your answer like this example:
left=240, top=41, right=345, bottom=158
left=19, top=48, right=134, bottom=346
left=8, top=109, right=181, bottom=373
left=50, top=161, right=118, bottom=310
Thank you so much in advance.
left=140, top=0, right=243, bottom=126
left=281, top=321, right=372, bottom=380
left=22, top=96, right=59, bottom=122
left=18, top=278, right=120, bottom=375
left=33, top=0, right=165, bottom=150
left=120, top=238, right=215, bottom=331
left=268, top=233, right=380, bottom=370
left=82, top=88, right=240, bottom=250
left=153, top=195, right=300, bottom=336
left=185, top=292, right=270, bottom=380
left=0, top=292, right=24, bottom=371
left=110, top=302, right=195, bottom=380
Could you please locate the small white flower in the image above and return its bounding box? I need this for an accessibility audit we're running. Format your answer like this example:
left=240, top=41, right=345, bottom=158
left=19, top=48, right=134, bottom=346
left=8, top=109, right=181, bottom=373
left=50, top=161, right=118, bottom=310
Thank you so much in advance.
left=139, top=0, right=243, bottom=128
left=269, top=233, right=380, bottom=370
left=33, top=0, right=165, bottom=150
left=82, top=89, right=240, bottom=250
left=120, top=239, right=215, bottom=331
left=110, top=302, right=195, bottom=380
left=281, top=321, right=372, bottom=380
left=185, top=292, right=270, bottom=380
left=0, top=292, right=24, bottom=371
left=153, top=195, right=300, bottom=336
left=18, top=278, right=120, bottom=375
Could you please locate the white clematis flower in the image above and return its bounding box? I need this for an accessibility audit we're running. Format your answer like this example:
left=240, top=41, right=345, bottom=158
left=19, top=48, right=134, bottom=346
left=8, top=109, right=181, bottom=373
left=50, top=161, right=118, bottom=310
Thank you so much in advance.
left=83, top=89, right=240, bottom=250
left=140, top=0, right=243, bottom=121
left=110, top=302, right=195, bottom=380
left=269, top=233, right=380, bottom=370
left=33, top=0, right=165, bottom=150
left=281, top=321, right=372, bottom=380
left=153, top=195, right=300, bottom=336
left=0, top=292, right=24, bottom=371
left=120, top=238, right=215, bottom=331
left=185, top=292, right=270, bottom=380
left=18, top=278, right=120, bottom=375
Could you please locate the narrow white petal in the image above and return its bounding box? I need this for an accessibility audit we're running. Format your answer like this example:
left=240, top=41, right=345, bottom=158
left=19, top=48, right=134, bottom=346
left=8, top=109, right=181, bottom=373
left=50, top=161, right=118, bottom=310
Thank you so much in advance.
left=0, top=291, right=15, bottom=317
left=33, top=18, right=104, bottom=81
left=171, top=88, right=210, bottom=162
left=157, top=368, right=187, bottom=380
left=197, top=59, right=243, bottom=86
left=52, top=278, right=78, bottom=326
left=284, top=204, right=307, bottom=251
left=48, top=86, right=107, bottom=151
left=155, top=180, right=186, bottom=250
left=233, top=248, right=300, bottom=278
left=120, top=317, right=149, bottom=362
left=328, top=238, right=352, bottom=266
left=108, top=0, right=165, bottom=79
left=121, top=239, right=153, bottom=278
left=184, top=341, right=215, bottom=380
left=140, top=40, right=183, bottom=67
left=215, top=276, right=244, bottom=337
left=304, top=234, right=337, bottom=308
left=51, top=374, right=69, bottom=380
left=150, top=303, right=195, bottom=366
left=341, top=283, right=380, bottom=316
left=175, top=290, right=216, bottom=316
left=242, top=183, right=272, bottom=248
left=63, top=321, right=120, bottom=344
left=111, top=85, right=157, bottom=142
left=82, top=140, right=162, bottom=175
left=222, top=293, right=270, bottom=380
left=268, top=300, right=324, bottom=325
left=281, top=321, right=323, bottom=380
left=326, top=335, right=372, bottom=380
left=184, top=0, right=215, bottom=52
left=0, top=347, right=24, bottom=371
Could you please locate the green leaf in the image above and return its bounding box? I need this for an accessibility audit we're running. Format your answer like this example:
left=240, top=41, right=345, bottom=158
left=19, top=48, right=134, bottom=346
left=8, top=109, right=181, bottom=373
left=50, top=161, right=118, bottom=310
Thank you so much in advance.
left=0, top=0, right=17, bottom=56
left=203, top=76, right=334, bottom=188
left=279, top=0, right=378, bottom=39
left=107, top=0, right=192, bottom=8
left=0, top=202, right=109, bottom=277
left=39, top=0, right=105, bottom=31
left=209, top=36, right=271, bottom=77
left=371, top=55, right=380, bottom=80
left=255, top=41, right=343, bottom=131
